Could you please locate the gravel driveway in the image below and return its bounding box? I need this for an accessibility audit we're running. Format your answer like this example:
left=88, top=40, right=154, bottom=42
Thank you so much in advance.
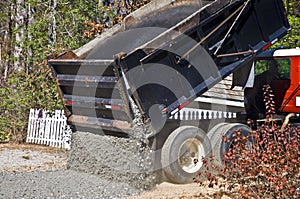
left=0, top=170, right=141, bottom=199
left=0, top=133, right=225, bottom=199
left=0, top=132, right=154, bottom=199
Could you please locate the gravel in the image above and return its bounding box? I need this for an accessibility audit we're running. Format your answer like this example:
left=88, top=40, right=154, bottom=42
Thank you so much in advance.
left=0, top=170, right=140, bottom=199
left=67, top=132, right=157, bottom=190
left=0, top=148, right=67, bottom=173
left=0, top=131, right=158, bottom=199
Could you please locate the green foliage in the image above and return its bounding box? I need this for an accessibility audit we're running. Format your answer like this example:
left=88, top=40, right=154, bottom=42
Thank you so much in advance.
left=0, top=0, right=299, bottom=141
left=0, top=0, right=152, bottom=140
left=254, top=59, right=290, bottom=79
left=0, top=67, right=62, bottom=142
left=274, top=0, right=300, bottom=48
left=0, top=131, right=10, bottom=143
left=0, top=0, right=101, bottom=140
left=274, top=15, right=300, bottom=48
left=21, top=0, right=100, bottom=64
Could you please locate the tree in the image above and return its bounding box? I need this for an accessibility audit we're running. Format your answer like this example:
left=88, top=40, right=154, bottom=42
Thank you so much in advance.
left=0, top=0, right=102, bottom=141
left=0, top=0, right=299, bottom=140
left=0, top=0, right=102, bottom=79
left=275, top=0, right=300, bottom=48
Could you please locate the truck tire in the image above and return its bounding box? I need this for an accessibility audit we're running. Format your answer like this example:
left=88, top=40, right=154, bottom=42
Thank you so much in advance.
left=161, top=126, right=211, bottom=184
left=207, top=123, right=252, bottom=167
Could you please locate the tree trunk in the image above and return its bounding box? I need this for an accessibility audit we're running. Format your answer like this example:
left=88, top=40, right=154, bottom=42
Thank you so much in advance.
left=14, top=0, right=26, bottom=71
left=2, top=2, right=13, bottom=81
left=0, top=42, right=3, bottom=84
left=25, top=2, right=33, bottom=74
left=49, top=0, right=57, bottom=49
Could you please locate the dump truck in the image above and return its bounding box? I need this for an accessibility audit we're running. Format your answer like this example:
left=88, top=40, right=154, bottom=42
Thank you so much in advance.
left=48, top=0, right=291, bottom=184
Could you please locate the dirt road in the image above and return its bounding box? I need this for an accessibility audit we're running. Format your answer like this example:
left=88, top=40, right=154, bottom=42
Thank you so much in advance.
left=125, top=182, right=231, bottom=199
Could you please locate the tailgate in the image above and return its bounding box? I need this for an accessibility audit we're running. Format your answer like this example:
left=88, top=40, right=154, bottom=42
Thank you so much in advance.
left=48, top=58, right=132, bottom=134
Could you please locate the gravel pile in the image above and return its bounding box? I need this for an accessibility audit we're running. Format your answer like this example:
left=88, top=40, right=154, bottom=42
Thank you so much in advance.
left=0, top=131, right=158, bottom=199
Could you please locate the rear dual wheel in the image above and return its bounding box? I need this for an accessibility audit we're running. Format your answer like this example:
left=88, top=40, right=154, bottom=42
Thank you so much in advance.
left=160, top=123, right=252, bottom=183
left=207, top=123, right=252, bottom=167
left=161, top=126, right=211, bottom=184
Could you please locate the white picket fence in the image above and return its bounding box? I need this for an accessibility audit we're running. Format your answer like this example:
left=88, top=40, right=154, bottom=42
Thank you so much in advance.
left=26, top=109, right=72, bottom=149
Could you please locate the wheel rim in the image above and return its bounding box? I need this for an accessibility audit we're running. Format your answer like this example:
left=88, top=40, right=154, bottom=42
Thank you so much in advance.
left=178, top=138, right=205, bottom=173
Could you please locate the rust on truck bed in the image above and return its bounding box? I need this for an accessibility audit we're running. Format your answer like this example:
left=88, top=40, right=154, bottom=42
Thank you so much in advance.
left=68, top=115, right=131, bottom=132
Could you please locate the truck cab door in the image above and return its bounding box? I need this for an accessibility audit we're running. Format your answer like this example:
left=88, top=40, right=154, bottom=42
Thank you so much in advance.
left=244, top=58, right=291, bottom=119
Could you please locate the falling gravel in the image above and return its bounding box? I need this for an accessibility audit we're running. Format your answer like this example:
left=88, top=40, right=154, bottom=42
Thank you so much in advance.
left=67, top=131, right=157, bottom=190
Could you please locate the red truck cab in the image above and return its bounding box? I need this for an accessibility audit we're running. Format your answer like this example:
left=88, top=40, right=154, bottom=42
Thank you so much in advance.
left=273, top=48, right=300, bottom=113
left=250, top=48, right=300, bottom=116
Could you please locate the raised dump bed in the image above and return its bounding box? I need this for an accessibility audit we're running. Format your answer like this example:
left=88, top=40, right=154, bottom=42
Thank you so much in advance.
left=49, top=0, right=216, bottom=134
left=49, top=0, right=290, bottom=135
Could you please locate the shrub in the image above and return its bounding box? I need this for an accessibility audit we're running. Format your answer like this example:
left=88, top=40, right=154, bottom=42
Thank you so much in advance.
left=195, top=85, right=300, bottom=198
left=0, top=67, right=62, bottom=142
left=0, top=131, right=10, bottom=142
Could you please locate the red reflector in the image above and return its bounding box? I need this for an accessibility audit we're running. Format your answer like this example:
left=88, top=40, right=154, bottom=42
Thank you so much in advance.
left=262, top=42, right=272, bottom=51
left=162, top=108, right=168, bottom=114
left=111, top=105, right=121, bottom=110
left=178, top=100, right=190, bottom=110
left=67, top=101, right=73, bottom=105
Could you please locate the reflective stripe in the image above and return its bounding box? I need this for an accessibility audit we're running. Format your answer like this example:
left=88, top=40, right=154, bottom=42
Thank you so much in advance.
left=111, top=105, right=121, bottom=110
left=105, top=105, right=112, bottom=109
left=171, top=108, right=179, bottom=116
left=262, top=38, right=278, bottom=51
left=178, top=100, right=190, bottom=110
left=105, top=105, right=121, bottom=110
